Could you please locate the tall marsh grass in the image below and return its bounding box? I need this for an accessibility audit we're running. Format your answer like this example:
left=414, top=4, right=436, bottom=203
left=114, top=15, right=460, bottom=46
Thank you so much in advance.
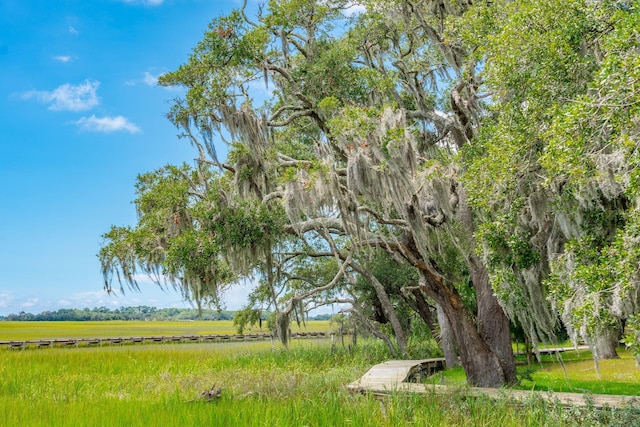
left=2, top=334, right=639, bottom=426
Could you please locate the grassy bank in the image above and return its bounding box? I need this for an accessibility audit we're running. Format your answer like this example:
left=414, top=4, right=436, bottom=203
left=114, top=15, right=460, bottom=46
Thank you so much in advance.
left=426, top=348, right=640, bottom=397
left=2, top=337, right=640, bottom=426
left=518, top=348, right=640, bottom=396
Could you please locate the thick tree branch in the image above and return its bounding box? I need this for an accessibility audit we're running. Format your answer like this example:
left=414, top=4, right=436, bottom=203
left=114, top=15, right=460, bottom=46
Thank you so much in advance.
left=285, top=218, right=345, bottom=235
left=268, top=109, right=315, bottom=127
left=281, top=248, right=353, bottom=317
left=342, top=307, right=398, bottom=356
left=357, top=205, right=408, bottom=227
left=277, top=153, right=313, bottom=167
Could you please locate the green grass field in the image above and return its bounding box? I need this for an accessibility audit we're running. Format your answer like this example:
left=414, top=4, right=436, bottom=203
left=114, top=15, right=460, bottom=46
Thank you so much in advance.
left=2, top=322, right=639, bottom=426
left=0, top=320, right=330, bottom=341
left=426, top=347, right=640, bottom=397
left=518, top=348, right=640, bottom=396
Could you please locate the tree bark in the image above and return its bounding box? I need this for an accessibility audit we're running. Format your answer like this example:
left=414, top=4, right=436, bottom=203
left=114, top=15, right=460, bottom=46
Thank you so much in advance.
left=592, top=326, right=620, bottom=360
left=347, top=307, right=399, bottom=357
left=470, top=253, right=517, bottom=384
left=419, top=268, right=512, bottom=388
left=352, top=263, right=408, bottom=355
left=405, top=287, right=438, bottom=339
left=436, top=303, right=459, bottom=368
left=458, top=190, right=517, bottom=385
left=371, top=296, right=389, bottom=324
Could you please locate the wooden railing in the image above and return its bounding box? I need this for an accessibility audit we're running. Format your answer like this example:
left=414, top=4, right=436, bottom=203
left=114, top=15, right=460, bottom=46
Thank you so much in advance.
left=0, top=331, right=328, bottom=350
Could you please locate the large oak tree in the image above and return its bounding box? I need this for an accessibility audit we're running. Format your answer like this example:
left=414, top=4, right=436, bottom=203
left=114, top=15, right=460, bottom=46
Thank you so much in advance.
left=102, top=0, right=637, bottom=387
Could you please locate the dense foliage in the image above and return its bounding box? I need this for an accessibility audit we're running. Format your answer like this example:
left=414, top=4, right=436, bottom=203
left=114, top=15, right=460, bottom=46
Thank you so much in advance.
left=98, top=0, right=640, bottom=387
left=457, top=0, right=640, bottom=358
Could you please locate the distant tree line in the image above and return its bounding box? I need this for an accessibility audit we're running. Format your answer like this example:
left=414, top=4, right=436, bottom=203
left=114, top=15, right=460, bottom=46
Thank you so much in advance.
left=0, top=306, right=235, bottom=322
left=0, top=306, right=332, bottom=322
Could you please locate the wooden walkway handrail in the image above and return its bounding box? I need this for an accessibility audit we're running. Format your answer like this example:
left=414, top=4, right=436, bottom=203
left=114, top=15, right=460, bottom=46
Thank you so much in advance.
left=347, top=359, right=640, bottom=409
left=1, top=331, right=328, bottom=350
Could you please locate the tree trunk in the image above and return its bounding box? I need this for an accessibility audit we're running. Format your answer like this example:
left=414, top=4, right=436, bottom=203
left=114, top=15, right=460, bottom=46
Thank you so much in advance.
left=348, top=307, right=399, bottom=357
left=354, top=263, right=408, bottom=355
left=418, top=269, right=509, bottom=387
left=370, top=275, right=408, bottom=355
left=371, top=296, right=389, bottom=324
left=458, top=189, right=517, bottom=385
left=406, top=287, right=439, bottom=340
left=470, top=253, right=517, bottom=384
left=592, top=326, right=620, bottom=360
left=436, top=303, right=459, bottom=368
left=442, top=293, right=507, bottom=387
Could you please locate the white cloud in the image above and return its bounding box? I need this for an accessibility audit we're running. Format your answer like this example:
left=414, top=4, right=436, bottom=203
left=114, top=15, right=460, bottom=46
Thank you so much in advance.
left=125, top=71, right=163, bottom=87
left=21, top=298, right=41, bottom=308
left=58, top=291, right=121, bottom=308
left=96, top=285, right=195, bottom=310
left=222, top=279, right=256, bottom=310
left=69, top=26, right=79, bottom=35
left=0, top=288, right=194, bottom=316
left=22, top=80, right=100, bottom=111
left=343, top=2, right=366, bottom=16
left=317, top=0, right=365, bottom=16
left=53, top=55, right=72, bottom=63
left=118, top=274, right=251, bottom=311
left=43, top=290, right=186, bottom=313
left=59, top=289, right=191, bottom=311
left=246, top=79, right=275, bottom=105
left=73, top=115, right=141, bottom=133
left=142, top=71, right=158, bottom=86
left=0, top=291, right=53, bottom=315
left=0, top=291, right=14, bottom=308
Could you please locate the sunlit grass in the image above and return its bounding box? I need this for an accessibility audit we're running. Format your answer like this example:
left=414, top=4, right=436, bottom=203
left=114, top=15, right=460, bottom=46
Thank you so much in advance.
left=0, top=320, right=330, bottom=341
left=1, top=324, right=637, bottom=426
left=424, top=347, right=640, bottom=396
left=517, top=348, right=640, bottom=395
left=0, top=340, right=388, bottom=426
left=1, top=338, right=639, bottom=426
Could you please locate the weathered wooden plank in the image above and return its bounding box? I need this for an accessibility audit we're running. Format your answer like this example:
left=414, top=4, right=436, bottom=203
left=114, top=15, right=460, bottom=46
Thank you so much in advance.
left=0, top=331, right=317, bottom=350
left=349, top=359, right=446, bottom=390
left=8, top=341, right=25, bottom=350
left=348, top=359, right=640, bottom=409
left=516, top=345, right=590, bottom=357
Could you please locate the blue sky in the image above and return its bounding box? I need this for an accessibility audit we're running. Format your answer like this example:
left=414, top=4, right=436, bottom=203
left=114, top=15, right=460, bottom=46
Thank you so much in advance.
left=0, top=0, right=256, bottom=315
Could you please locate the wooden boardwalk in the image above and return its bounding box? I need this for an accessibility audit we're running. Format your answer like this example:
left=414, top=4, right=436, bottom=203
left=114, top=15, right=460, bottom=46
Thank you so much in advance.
left=0, top=331, right=327, bottom=350
left=348, top=359, right=446, bottom=389
left=348, top=359, right=640, bottom=409
left=516, top=344, right=590, bottom=356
